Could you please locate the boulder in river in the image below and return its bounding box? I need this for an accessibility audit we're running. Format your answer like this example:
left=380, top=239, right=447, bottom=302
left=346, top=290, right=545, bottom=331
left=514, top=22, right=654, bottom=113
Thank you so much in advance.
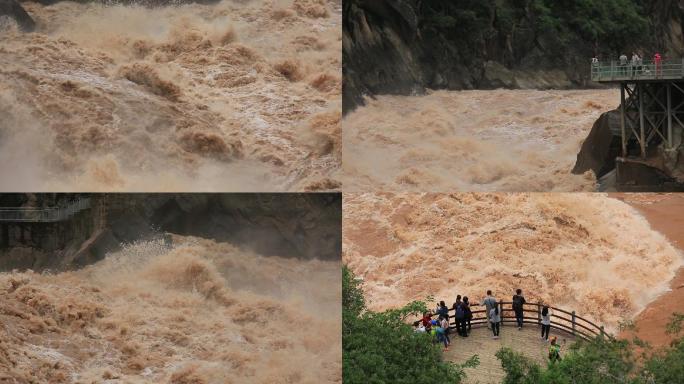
left=0, top=0, right=35, bottom=31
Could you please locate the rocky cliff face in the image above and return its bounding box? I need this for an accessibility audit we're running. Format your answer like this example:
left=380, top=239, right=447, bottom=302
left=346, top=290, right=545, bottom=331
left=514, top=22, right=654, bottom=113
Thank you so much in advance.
left=0, top=193, right=341, bottom=271
left=343, top=0, right=684, bottom=113
left=124, top=193, right=342, bottom=261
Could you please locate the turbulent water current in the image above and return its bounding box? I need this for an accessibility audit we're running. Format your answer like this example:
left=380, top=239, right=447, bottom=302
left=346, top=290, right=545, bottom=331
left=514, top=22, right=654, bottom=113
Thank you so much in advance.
left=343, top=193, right=683, bottom=330
left=0, top=236, right=341, bottom=383
left=343, top=89, right=617, bottom=192
left=0, top=0, right=341, bottom=191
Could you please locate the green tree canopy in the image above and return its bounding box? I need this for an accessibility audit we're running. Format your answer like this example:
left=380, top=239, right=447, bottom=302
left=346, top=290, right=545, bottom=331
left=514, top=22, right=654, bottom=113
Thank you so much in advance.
left=342, top=266, right=478, bottom=384
left=496, top=313, right=684, bottom=384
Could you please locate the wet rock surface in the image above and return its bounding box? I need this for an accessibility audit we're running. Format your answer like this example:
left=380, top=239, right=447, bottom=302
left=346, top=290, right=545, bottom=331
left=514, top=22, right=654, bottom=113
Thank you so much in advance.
left=0, top=193, right=342, bottom=271
left=0, top=0, right=34, bottom=31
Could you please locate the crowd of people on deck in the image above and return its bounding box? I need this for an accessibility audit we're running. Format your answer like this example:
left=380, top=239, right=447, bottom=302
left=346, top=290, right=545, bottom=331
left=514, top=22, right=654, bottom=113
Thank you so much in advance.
left=591, top=52, right=665, bottom=78
left=413, top=288, right=563, bottom=362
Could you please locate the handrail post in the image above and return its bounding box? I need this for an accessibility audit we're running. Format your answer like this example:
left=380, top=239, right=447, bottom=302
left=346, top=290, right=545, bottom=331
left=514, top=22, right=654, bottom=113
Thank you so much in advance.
left=600, top=326, right=605, bottom=338
left=537, top=304, right=541, bottom=325
left=571, top=310, right=576, bottom=336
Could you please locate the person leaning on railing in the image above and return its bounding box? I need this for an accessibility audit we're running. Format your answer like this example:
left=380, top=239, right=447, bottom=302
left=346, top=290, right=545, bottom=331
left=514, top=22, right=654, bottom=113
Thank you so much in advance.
left=512, top=289, right=526, bottom=330
left=481, top=290, right=497, bottom=330
left=437, top=300, right=449, bottom=320
left=489, top=306, right=501, bottom=339
left=452, top=295, right=464, bottom=336
left=541, top=305, right=552, bottom=341
left=619, top=53, right=628, bottom=76
left=462, top=297, right=473, bottom=334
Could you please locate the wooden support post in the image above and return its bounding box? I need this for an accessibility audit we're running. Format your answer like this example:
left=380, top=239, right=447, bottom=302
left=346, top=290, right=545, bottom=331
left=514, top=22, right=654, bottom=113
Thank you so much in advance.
left=571, top=310, right=576, bottom=336
left=639, top=83, right=646, bottom=158
left=667, top=82, right=673, bottom=149
left=621, top=84, right=627, bottom=156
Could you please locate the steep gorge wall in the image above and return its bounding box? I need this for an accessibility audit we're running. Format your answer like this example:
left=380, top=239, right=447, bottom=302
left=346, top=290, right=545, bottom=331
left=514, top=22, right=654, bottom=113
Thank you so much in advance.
left=343, top=0, right=684, bottom=113
left=0, top=193, right=341, bottom=271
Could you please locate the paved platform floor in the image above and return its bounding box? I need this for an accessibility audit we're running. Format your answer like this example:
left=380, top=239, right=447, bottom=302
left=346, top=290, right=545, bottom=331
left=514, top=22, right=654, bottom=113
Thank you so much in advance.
left=442, top=325, right=577, bottom=384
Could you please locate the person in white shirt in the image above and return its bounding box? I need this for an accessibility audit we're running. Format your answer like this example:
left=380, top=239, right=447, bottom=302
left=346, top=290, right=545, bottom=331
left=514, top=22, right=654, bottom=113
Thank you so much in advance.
left=481, top=290, right=497, bottom=330
left=440, top=316, right=451, bottom=346
left=541, top=306, right=551, bottom=341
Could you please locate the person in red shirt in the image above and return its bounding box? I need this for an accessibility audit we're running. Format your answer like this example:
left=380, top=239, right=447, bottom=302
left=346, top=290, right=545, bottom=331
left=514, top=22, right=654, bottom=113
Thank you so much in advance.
left=654, top=53, right=662, bottom=78
left=421, top=312, right=433, bottom=331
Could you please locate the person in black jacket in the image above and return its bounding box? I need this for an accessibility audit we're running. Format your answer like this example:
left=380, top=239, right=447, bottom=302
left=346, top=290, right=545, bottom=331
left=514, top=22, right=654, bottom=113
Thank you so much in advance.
left=512, top=289, right=526, bottom=330
left=462, top=296, right=472, bottom=333
left=452, top=295, right=463, bottom=336
left=437, top=301, right=449, bottom=321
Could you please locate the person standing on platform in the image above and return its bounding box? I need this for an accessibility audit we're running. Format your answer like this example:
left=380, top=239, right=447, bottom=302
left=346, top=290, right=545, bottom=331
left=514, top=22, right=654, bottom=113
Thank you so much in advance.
left=541, top=305, right=551, bottom=341
left=482, top=290, right=497, bottom=331
left=512, top=289, right=526, bottom=330
left=619, top=53, right=628, bottom=76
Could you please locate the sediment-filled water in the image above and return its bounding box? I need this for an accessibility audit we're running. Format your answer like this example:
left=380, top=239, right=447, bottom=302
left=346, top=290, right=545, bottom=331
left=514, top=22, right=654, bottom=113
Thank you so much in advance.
left=342, top=193, right=683, bottom=330
left=343, top=89, right=617, bottom=192
left=0, top=0, right=341, bottom=191
left=0, top=236, right=341, bottom=383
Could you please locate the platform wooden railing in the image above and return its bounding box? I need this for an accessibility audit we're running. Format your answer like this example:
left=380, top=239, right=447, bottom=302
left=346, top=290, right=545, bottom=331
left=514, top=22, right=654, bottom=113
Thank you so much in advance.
left=431, top=301, right=606, bottom=341
left=591, top=58, right=684, bottom=82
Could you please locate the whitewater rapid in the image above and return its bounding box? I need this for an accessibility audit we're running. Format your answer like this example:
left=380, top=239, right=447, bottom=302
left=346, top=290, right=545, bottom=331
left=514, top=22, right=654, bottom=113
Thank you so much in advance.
left=342, top=193, right=683, bottom=331
left=343, top=89, right=617, bottom=192
left=0, top=236, right=341, bottom=383
left=0, top=0, right=341, bottom=191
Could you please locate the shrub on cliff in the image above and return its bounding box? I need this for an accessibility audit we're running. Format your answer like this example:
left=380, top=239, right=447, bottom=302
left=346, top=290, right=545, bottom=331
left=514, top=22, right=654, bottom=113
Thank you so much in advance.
left=496, top=313, right=684, bottom=384
left=420, top=0, right=650, bottom=60
left=342, top=266, right=478, bottom=384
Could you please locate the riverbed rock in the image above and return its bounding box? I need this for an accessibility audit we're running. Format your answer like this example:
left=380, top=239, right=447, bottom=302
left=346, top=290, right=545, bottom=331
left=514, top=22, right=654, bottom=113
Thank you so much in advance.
left=573, top=109, right=622, bottom=179
left=0, top=0, right=34, bottom=31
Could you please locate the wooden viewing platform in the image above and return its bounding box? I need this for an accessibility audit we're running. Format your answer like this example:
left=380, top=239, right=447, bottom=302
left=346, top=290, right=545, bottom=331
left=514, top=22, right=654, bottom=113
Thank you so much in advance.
left=591, top=58, right=684, bottom=82
left=432, top=301, right=607, bottom=384
left=590, top=59, right=684, bottom=167
left=435, top=301, right=607, bottom=340
left=444, top=326, right=575, bottom=384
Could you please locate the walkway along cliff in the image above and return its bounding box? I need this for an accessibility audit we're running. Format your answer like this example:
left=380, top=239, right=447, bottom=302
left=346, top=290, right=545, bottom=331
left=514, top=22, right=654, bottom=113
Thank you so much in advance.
left=574, top=59, right=684, bottom=190
left=0, top=193, right=342, bottom=271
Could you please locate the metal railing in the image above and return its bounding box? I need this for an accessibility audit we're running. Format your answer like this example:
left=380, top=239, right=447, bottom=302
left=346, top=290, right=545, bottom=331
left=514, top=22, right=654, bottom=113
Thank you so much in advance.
left=591, top=58, right=684, bottom=82
left=0, top=198, right=92, bottom=222
left=433, top=301, right=606, bottom=341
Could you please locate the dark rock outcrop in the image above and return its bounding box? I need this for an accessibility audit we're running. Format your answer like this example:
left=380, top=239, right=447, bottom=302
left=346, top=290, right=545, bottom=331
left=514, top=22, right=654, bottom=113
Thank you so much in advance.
left=0, top=193, right=342, bottom=271
left=0, top=0, right=34, bottom=31
left=574, top=81, right=684, bottom=190
left=572, top=109, right=622, bottom=179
